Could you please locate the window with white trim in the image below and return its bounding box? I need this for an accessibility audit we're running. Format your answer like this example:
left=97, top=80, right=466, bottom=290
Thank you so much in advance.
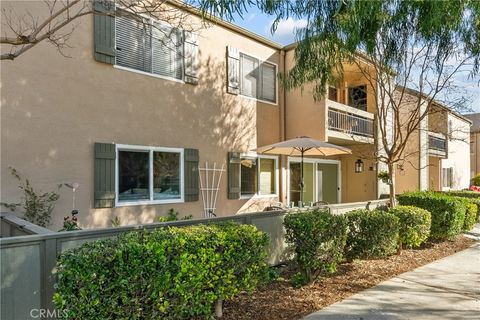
left=115, top=10, right=184, bottom=80
left=117, top=145, right=183, bottom=204
left=240, top=156, right=277, bottom=197
left=239, top=53, right=277, bottom=103
left=442, top=167, right=453, bottom=188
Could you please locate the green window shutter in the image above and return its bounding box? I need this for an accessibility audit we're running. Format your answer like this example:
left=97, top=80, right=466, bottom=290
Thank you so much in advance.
left=94, top=0, right=116, bottom=64
left=227, top=152, right=241, bottom=199
left=94, top=142, right=116, bottom=208
left=184, top=31, right=199, bottom=84
left=184, top=148, right=199, bottom=202
left=226, top=46, right=240, bottom=94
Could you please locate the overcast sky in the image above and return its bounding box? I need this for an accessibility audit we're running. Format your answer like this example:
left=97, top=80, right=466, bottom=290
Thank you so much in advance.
left=231, top=8, right=480, bottom=114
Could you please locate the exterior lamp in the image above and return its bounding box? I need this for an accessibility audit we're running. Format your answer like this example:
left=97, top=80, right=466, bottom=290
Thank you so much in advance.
left=355, top=159, right=364, bottom=173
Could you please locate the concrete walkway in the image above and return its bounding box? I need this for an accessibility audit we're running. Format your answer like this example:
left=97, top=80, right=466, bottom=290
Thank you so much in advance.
left=305, top=226, right=480, bottom=320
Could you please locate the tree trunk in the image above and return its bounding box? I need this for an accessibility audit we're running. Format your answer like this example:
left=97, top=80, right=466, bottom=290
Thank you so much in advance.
left=388, top=163, right=397, bottom=208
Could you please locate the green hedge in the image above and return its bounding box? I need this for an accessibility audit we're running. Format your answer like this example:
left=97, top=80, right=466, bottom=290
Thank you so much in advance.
left=450, top=196, right=480, bottom=224
left=389, top=206, right=431, bottom=248
left=344, top=209, right=399, bottom=259
left=444, top=191, right=480, bottom=199
left=461, top=202, right=477, bottom=231
left=472, top=175, right=480, bottom=186
left=284, top=209, right=347, bottom=286
left=397, top=192, right=465, bottom=241
left=53, top=224, right=268, bottom=319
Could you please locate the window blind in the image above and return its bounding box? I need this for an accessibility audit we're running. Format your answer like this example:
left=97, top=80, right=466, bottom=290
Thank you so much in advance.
left=240, top=54, right=258, bottom=98
left=115, top=14, right=151, bottom=72
left=115, top=11, right=184, bottom=80
left=239, top=53, right=276, bottom=102
left=152, top=23, right=183, bottom=79
left=260, top=63, right=276, bottom=102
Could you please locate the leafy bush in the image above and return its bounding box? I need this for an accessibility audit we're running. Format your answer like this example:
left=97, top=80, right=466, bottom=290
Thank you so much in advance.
left=284, top=209, right=348, bottom=286
left=0, top=167, right=61, bottom=227
left=377, top=171, right=391, bottom=184
left=444, top=191, right=480, bottom=199
left=397, top=192, right=465, bottom=241
left=389, top=206, right=431, bottom=248
left=472, top=174, right=480, bottom=186
left=53, top=223, right=268, bottom=319
left=344, top=209, right=399, bottom=259
left=460, top=202, right=477, bottom=231
left=158, top=208, right=193, bottom=222
left=441, top=192, right=480, bottom=223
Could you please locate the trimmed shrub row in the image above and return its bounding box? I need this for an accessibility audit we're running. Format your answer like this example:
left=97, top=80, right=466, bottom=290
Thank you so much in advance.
left=397, top=192, right=466, bottom=241
left=284, top=206, right=434, bottom=283
left=284, top=209, right=348, bottom=287
left=54, top=223, right=268, bottom=319
left=459, top=200, right=478, bottom=231
left=450, top=196, right=480, bottom=227
left=444, top=191, right=480, bottom=199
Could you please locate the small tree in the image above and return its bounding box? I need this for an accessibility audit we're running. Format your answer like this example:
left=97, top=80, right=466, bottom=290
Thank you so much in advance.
left=1, top=167, right=61, bottom=227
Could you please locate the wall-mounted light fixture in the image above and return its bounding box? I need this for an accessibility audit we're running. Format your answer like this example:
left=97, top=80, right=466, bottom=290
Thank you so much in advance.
left=397, top=164, right=405, bottom=176
left=355, top=159, right=364, bottom=173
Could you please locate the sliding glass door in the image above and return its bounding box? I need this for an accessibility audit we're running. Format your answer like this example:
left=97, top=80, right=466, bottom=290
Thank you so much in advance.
left=289, top=160, right=339, bottom=206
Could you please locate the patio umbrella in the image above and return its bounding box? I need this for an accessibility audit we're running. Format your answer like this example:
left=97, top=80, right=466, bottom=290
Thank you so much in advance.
left=254, top=136, right=351, bottom=204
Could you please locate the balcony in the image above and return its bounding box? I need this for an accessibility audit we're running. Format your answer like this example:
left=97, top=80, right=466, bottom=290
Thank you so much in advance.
left=428, top=132, right=447, bottom=157
left=326, top=99, right=375, bottom=144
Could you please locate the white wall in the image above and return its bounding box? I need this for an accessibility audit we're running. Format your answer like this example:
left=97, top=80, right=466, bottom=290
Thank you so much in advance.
left=419, top=100, right=429, bottom=190
left=441, top=114, right=471, bottom=190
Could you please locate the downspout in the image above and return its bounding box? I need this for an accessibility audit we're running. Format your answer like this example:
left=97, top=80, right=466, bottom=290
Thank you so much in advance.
left=282, top=49, right=287, bottom=141
left=280, top=49, right=287, bottom=204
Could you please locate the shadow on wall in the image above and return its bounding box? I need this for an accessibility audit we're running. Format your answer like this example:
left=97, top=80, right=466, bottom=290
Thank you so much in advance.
left=1, top=45, right=281, bottom=229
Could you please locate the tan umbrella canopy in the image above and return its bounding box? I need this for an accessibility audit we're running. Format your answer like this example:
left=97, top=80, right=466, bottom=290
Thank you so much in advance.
left=254, top=136, right=351, bottom=204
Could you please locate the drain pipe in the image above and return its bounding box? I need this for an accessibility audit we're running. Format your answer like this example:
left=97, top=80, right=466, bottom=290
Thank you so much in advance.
left=280, top=49, right=287, bottom=204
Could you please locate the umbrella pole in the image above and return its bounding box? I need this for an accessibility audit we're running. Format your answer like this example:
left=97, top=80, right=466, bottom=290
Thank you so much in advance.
left=300, top=150, right=304, bottom=207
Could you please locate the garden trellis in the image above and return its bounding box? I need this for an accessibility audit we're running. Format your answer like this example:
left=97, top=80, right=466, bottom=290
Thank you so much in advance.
left=198, top=162, right=225, bottom=218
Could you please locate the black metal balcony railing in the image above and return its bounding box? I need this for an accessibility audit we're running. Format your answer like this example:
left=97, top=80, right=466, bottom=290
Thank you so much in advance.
left=428, top=135, right=446, bottom=152
left=328, top=109, right=374, bottom=138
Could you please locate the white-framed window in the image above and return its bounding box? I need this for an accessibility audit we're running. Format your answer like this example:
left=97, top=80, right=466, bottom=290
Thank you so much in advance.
left=240, top=155, right=278, bottom=197
left=239, top=53, right=277, bottom=103
left=442, top=167, right=453, bottom=188
left=115, top=9, right=184, bottom=81
left=116, top=144, right=184, bottom=206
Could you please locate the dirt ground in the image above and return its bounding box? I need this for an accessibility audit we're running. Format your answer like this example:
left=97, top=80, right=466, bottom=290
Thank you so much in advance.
left=222, top=236, right=475, bottom=320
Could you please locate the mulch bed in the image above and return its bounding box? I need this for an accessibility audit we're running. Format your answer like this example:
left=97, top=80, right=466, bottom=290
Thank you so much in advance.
left=222, top=236, right=475, bottom=320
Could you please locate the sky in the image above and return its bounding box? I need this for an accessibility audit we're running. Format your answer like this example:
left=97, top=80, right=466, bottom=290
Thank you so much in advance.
left=231, top=7, right=480, bottom=114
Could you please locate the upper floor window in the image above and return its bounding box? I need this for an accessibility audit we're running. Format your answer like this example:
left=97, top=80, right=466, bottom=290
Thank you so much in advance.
left=348, top=85, right=367, bottom=111
left=239, top=53, right=276, bottom=103
left=115, top=10, right=184, bottom=80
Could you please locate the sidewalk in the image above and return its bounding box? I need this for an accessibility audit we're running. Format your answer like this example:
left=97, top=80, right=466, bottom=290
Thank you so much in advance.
left=304, top=225, right=480, bottom=320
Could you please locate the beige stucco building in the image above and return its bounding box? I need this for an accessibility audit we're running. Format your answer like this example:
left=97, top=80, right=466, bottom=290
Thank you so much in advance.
left=394, top=88, right=472, bottom=193
left=464, top=113, right=480, bottom=179
left=0, top=1, right=471, bottom=229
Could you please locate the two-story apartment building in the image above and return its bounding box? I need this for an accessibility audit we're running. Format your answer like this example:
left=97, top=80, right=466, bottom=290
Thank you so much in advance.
left=0, top=1, right=470, bottom=229
left=394, top=87, right=471, bottom=193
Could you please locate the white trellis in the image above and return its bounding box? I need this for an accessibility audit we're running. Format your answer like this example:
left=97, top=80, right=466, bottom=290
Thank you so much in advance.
left=198, top=162, right=225, bottom=218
